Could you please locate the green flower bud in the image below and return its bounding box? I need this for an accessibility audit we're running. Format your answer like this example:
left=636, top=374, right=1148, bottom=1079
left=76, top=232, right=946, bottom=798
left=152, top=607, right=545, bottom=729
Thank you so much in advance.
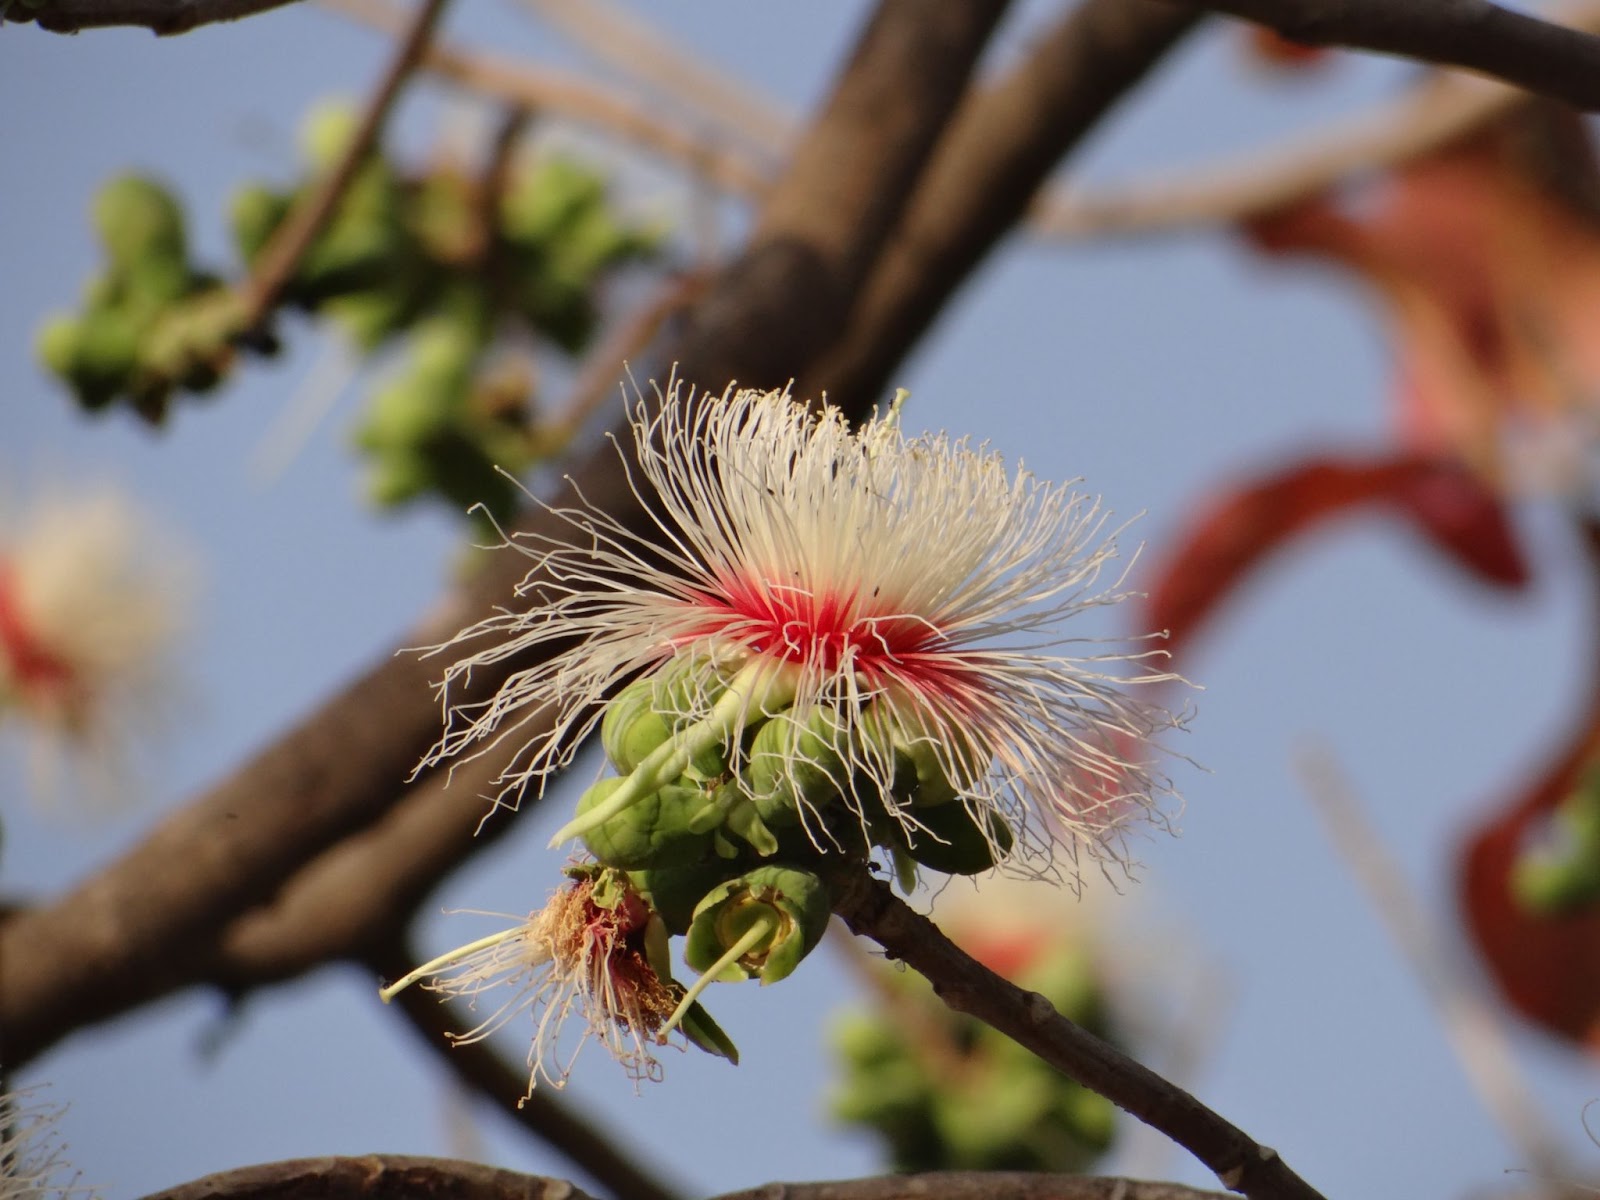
left=577, top=776, right=714, bottom=870
left=898, top=802, right=1013, bottom=876
left=230, top=183, right=291, bottom=265
left=93, top=175, right=186, bottom=272
left=299, top=99, right=361, bottom=169
left=745, top=705, right=851, bottom=823
left=36, top=315, right=83, bottom=379
left=684, top=865, right=830, bottom=985
left=860, top=704, right=989, bottom=809
left=601, top=681, right=672, bottom=774
left=627, top=862, right=741, bottom=935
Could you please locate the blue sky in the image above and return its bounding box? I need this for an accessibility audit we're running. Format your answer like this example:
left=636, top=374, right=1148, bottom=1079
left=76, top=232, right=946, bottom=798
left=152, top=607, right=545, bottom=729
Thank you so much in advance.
left=4, top=4, right=1598, bottom=1198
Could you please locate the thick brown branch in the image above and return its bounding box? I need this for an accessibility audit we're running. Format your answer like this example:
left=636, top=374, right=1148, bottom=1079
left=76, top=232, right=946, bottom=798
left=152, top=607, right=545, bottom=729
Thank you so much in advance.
left=370, top=944, right=686, bottom=1200
left=667, top=0, right=1011, bottom=395
left=801, top=0, right=1201, bottom=411
left=822, top=864, right=1325, bottom=1200
left=135, top=1158, right=1236, bottom=1200
left=136, top=1156, right=593, bottom=1200
left=8, top=0, right=302, bottom=33
left=711, top=1178, right=1233, bottom=1200
left=1162, top=0, right=1600, bottom=110
left=235, top=0, right=450, bottom=336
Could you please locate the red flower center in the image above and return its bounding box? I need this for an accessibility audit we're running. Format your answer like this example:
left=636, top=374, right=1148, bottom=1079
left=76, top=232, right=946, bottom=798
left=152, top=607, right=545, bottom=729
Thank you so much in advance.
left=708, top=576, right=942, bottom=679
left=0, top=561, right=74, bottom=695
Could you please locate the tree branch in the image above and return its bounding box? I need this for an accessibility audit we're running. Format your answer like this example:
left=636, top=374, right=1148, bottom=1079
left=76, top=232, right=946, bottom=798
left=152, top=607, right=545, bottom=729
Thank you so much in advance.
left=134, top=1158, right=1237, bottom=1200
left=802, top=0, right=1201, bottom=411
left=234, top=0, right=450, bottom=337
left=1158, top=0, right=1600, bottom=110
left=7, top=0, right=303, bottom=34
left=369, top=942, right=686, bottom=1200
left=822, top=863, right=1325, bottom=1200
left=711, top=1178, right=1234, bottom=1200
left=136, top=1156, right=594, bottom=1200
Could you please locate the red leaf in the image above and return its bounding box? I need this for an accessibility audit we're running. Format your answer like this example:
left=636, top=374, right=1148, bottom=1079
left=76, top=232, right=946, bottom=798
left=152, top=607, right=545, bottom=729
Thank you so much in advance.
left=1458, top=520, right=1600, bottom=1046
left=1146, top=453, right=1528, bottom=658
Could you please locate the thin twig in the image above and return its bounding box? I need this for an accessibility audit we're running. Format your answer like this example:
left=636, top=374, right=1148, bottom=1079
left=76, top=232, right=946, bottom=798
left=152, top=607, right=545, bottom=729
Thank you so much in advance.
left=516, top=0, right=790, bottom=152
left=543, top=270, right=710, bottom=447
left=235, top=0, right=452, bottom=336
left=1160, top=0, right=1600, bottom=110
left=821, top=862, right=1326, bottom=1200
left=320, top=0, right=776, bottom=199
left=1292, top=741, right=1577, bottom=1185
left=368, top=942, right=687, bottom=1200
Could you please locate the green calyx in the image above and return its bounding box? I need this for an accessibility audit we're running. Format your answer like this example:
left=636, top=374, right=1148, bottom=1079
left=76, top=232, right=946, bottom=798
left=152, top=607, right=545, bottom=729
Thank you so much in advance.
left=577, top=776, right=717, bottom=870
left=684, top=866, right=831, bottom=986
left=896, top=802, right=1014, bottom=877
left=746, top=704, right=853, bottom=825
left=550, top=659, right=798, bottom=851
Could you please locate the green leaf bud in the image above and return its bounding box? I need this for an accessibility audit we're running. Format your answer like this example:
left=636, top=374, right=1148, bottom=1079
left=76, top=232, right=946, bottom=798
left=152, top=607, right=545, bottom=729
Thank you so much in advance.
left=577, top=776, right=714, bottom=871
left=899, top=802, right=1013, bottom=876
left=684, top=865, right=830, bottom=985
left=93, top=174, right=186, bottom=272
left=602, top=680, right=678, bottom=774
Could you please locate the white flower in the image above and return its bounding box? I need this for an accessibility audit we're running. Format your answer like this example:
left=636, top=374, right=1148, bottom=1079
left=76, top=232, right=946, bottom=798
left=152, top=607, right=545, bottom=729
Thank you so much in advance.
left=0, top=486, right=192, bottom=805
left=425, top=383, right=1183, bottom=875
left=380, top=874, right=679, bottom=1093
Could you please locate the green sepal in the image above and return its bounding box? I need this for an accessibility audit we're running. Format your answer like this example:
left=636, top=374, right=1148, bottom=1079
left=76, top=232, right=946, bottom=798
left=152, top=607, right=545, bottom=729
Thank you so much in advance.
left=576, top=776, right=715, bottom=870
left=745, top=705, right=851, bottom=823
left=890, top=845, right=920, bottom=895
left=898, top=803, right=1014, bottom=876
left=678, top=999, right=740, bottom=1064
left=684, top=866, right=831, bottom=985
left=722, top=793, right=780, bottom=857
left=601, top=678, right=673, bottom=773
left=627, top=857, right=755, bottom=936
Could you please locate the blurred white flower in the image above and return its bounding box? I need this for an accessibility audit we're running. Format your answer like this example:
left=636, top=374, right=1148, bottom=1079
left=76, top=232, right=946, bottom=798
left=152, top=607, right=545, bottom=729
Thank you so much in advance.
left=0, top=486, right=192, bottom=806
left=426, top=383, right=1184, bottom=875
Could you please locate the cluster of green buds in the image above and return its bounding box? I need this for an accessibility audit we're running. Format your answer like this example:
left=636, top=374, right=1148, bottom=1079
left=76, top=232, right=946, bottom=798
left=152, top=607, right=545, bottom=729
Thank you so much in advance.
left=534, top=654, right=1014, bottom=1044
left=36, top=101, right=658, bottom=526
left=830, top=940, right=1117, bottom=1172
left=1513, top=764, right=1600, bottom=915
left=37, top=174, right=244, bottom=423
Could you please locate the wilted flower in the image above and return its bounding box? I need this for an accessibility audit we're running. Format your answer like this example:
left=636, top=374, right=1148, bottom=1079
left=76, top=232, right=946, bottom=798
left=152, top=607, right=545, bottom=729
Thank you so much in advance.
left=0, top=487, right=191, bottom=804
left=380, top=872, right=685, bottom=1092
left=425, top=383, right=1183, bottom=876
